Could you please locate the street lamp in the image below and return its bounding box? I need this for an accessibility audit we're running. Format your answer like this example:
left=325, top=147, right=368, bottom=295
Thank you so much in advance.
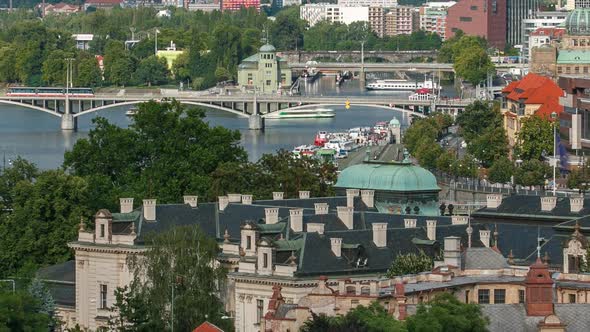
left=154, top=28, right=160, bottom=56
left=551, top=111, right=558, bottom=196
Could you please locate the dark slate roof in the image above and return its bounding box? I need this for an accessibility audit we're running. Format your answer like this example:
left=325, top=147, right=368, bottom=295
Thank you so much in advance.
left=37, top=260, right=75, bottom=308
left=399, top=276, right=525, bottom=294
left=252, top=196, right=373, bottom=211
left=474, top=195, right=590, bottom=222
left=462, top=248, right=509, bottom=270
left=481, top=304, right=590, bottom=332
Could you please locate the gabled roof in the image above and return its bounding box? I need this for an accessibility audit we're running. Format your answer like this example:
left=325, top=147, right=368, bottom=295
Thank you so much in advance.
left=534, top=97, right=564, bottom=120
left=193, top=322, right=224, bottom=332
left=503, top=73, right=563, bottom=105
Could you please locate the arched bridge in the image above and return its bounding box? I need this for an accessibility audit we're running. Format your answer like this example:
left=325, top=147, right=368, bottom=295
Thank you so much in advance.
left=278, top=50, right=438, bottom=64
left=0, top=92, right=472, bottom=130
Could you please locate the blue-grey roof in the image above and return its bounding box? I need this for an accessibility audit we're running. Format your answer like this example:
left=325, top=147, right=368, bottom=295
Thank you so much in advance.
left=462, top=247, right=509, bottom=270
left=260, top=44, right=276, bottom=52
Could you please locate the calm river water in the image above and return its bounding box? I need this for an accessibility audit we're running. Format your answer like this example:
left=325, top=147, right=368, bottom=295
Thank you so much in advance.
left=0, top=76, right=456, bottom=169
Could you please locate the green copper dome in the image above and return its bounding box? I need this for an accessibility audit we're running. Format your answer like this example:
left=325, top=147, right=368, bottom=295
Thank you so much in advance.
left=259, top=44, right=276, bottom=52
left=335, top=161, right=440, bottom=192
left=565, top=9, right=590, bottom=36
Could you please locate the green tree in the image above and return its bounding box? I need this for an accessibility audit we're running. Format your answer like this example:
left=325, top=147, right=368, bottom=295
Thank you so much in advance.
left=42, top=49, right=69, bottom=85
left=488, top=156, right=514, bottom=184
left=0, top=157, right=38, bottom=212
left=406, top=293, right=489, bottom=332
left=0, top=291, right=51, bottom=331
left=134, top=55, right=169, bottom=86
left=63, top=101, right=247, bottom=206
left=0, top=46, right=18, bottom=83
left=76, top=53, right=102, bottom=87
left=514, top=159, right=551, bottom=187
left=414, top=141, right=443, bottom=170
left=516, top=116, right=554, bottom=161
left=300, top=302, right=406, bottom=332
left=0, top=170, right=91, bottom=277
left=454, top=45, right=495, bottom=84
left=270, top=6, right=305, bottom=51
left=104, top=40, right=135, bottom=86
left=108, top=225, right=231, bottom=332
left=387, top=251, right=434, bottom=277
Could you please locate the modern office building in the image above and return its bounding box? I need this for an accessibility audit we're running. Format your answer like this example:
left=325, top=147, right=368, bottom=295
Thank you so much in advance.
left=522, top=11, right=569, bottom=61
left=338, top=0, right=397, bottom=7
left=419, top=1, right=456, bottom=39
left=384, top=6, right=415, bottom=36
left=565, top=0, right=590, bottom=10
left=300, top=3, right=375, bottom=27
left=446, top=0, right=507, bottom=48
left=506, top=0, right=539, bottom=47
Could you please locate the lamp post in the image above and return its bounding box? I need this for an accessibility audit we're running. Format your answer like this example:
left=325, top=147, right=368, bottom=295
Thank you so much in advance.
left=551, top=111, right=558, bottom=196
left=155, top=28, right=160, bottom=56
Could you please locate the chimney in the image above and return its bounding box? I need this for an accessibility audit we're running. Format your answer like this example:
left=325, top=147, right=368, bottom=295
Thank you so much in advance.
left=265, top=208, right=279, bottom=224
left=443, top=236, right=461, bottom=268
left=218, top=196, right=229, bottom=211
left=337, top=206, right=354, bottom=229
left=479, top=230, right=491, bottom=247
left=372, top=223, right=387, bottom=247
left=541, top=196, right=557, bottom=211
left=242, top=194, right=253, bottom=205
left=404, top=218, right=417, bottom=228
left=314, top=202, right=329, bottom=215
left=273, top=192, right=284, bottom=200
left=570, top=196, right=584, bottom=213
left=183, top=195, right=198, bottom=208
left=451, top=216, right=469, bottom=225
left=299, top=190, right=310, bottom=199
left=120, top=198, right=134, bottom=213
left=143, top=199, right=156, bottom=221
left=426, top=220, right=437, bottom=241
left=227, top=193, right=242, bottom=203
left=486, top=194, right=503, bottom=208
left=346, top=189, right=359, bottom=208
left=307, top=223, right=325, bottom=235
left=331, top=238, right=342, bottom=257
left=360, top=190, right=375, bottom=208
left=290, top=208, right=303, bottom=232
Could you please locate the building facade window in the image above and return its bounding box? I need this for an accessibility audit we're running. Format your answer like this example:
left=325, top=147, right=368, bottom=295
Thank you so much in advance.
left=246, top=236, right=251, bottom=249
left=519, top=289, right=525, bottom=303
left=100, top=224, right=105, bottom=238
left=99, top=284, right=108, bottom=309
left=478, top=289, right=490, bottom=304
left=569, top=294, right=576, bottom=303
left=263, top=253, right=268, bottom=268
left=257, top=299, right=264, bottom=323
left=470, top=5, right=478, bottom=10
left=459, top=17, right=472, bottom=22
left=266, top=80, right=271, bottom=86
left=494, top=289, right=506, bottom=304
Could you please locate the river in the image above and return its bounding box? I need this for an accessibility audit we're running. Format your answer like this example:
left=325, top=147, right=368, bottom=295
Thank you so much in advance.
left=0, top=76, right=456, bottom=169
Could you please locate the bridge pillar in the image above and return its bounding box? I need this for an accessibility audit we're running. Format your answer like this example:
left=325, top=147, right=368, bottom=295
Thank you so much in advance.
left=248, top=114, right=264, bottom=130
left=61, top=114, right=77, bottom=131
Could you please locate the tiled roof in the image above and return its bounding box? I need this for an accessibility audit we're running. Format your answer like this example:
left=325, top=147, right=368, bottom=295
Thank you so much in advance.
left=534, top=98, right=564, bottom=120
left=481, top=304, right=590, bottom=332
left=530, top=27, right=566, bottom=38
left=503, top=73, right=562, bottom=105
left=192, top=322, right=224, bottom=332
left=462, top=247, right=509, bottom=270
left=37, top=260, right=75, bottom=308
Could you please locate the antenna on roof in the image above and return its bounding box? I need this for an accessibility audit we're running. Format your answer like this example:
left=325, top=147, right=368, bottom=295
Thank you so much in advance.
left=536, top=226, right=541, bottom=259
left=466, top=207, right=473, bottom=248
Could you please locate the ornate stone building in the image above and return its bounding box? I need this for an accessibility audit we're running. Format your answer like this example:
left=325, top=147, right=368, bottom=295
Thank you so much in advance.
left=237, top=44, right=292, bottom=94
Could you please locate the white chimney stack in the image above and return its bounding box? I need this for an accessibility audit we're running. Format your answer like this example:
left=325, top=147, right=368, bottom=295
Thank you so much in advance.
left=241, top=194, right=253, bottom=205
left=315, top=203, right=329, bottom=215
left=265, top=208, right=279, bottom=224
left=541, top=196, right=557, bottom=211
left=218, top=196, right=229, bottom=211
left=299, top=190, right=310, bottom=199
left=120, top=198, right=134, bottom=213
left=426, top=220, right=437, bottom=241
left=479, top=230, right=491, bottom=247
left=346, top=189, right=359, bottom=208
left=183, top=195, right=198, bottom=208
left=372, top=223, right=387, bottom=248
left=337, top=206, right=354, bottom=229
left=571, top=196, right=584, bottom=213
left=360, top=190, right=374, bottom=208
left=443, top=236, right=462, bottom=268
left=331, top=237, right=342, bottom=257
left=290, top=208, right=303, bottom=232
left=273, top=192, right=284, bottom=200
left=451, top=216, right=469, bottom=225
left=227, top=194, right=242, bottom=203
left=143, top=199, right=156, bottom=221
left=307, top=223, right=325, bottom=235
left=486, top=194, right=503, bottom=209
left=404, top=218, right=417, bottom=228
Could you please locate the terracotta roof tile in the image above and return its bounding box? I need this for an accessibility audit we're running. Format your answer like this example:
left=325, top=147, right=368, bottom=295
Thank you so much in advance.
left=193, top=322, right=224, bottom=332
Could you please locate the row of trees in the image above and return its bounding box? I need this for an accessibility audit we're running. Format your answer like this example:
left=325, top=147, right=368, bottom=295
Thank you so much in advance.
left=404, top=100, right=558, bottom=188
left=438, top=32, right=495, bottom=84
left=301, top=294, right=489, bottom=332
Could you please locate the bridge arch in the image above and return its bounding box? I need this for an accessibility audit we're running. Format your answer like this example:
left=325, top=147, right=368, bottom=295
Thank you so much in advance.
left=262, top=103, right=427, bottom=118
left=0, top=100, right=62, bottom=118
left=73, top=100, right=249, bottom=118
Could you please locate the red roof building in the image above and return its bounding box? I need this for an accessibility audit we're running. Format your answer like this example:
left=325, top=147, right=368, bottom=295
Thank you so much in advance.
left=501, top=73, right=564, bottom=148
left=221, top=0, right=260, bottom=11
left=192, top=321, right=224, bottom=332
left=84, top=0, right=123, bottom=10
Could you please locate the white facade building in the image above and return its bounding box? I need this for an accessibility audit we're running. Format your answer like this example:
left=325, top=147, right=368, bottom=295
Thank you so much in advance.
left=565, top=0, right=590, bottom=10
left=521, top=11, right=568, bottom=61
left=300, top=3, right=370, bottom=27
left=338, top=0, right=397, bottom=8
left=419, top=1, right=455, bottom=39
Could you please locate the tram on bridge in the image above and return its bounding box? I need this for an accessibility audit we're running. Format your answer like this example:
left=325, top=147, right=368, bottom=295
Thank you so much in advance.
left=7, top=87, right=94, bottom=97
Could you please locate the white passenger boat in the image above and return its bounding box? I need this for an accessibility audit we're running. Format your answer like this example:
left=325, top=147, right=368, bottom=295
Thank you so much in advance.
left=266, top=108, right=335, bottom=119
left=366, top=79, right=441, bottom=91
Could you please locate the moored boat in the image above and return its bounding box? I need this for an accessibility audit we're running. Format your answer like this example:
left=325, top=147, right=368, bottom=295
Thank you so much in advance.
left=266, top=108, right=335, bottom=119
